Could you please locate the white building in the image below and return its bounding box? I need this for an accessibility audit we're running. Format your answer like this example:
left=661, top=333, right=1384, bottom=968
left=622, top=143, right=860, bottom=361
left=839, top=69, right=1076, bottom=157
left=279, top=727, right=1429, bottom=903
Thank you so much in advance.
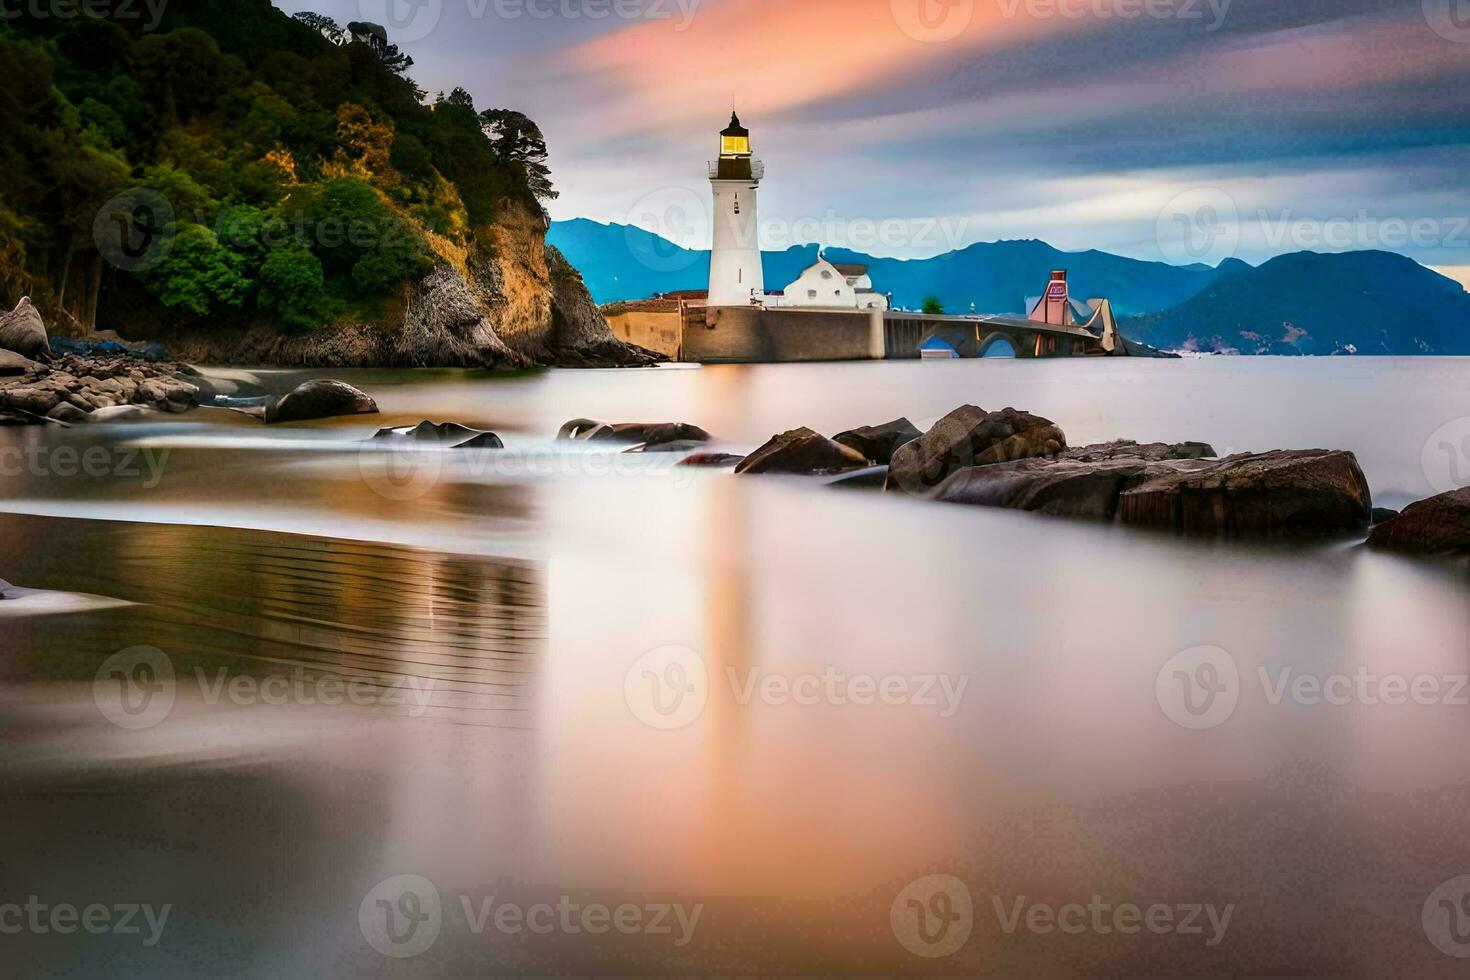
left=775, top=253, right=889, bottom=311
left=707, top=112, right=765, bottom=306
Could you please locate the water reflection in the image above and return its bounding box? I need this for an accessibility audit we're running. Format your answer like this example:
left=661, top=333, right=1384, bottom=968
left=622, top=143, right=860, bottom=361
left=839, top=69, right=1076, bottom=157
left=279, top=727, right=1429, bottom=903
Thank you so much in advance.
left=1, top=358, right=1468, bottom=973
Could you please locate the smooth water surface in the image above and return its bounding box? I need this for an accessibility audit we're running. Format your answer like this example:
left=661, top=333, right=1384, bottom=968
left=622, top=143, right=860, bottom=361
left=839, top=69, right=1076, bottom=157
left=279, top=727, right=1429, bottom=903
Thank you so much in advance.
left=1, top=356, right=1467, bottom=975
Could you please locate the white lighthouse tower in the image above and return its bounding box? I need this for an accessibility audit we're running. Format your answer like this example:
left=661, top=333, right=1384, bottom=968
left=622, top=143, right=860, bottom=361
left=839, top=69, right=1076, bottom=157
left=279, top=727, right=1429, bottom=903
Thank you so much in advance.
left=707, top=112, right=764, bottom=307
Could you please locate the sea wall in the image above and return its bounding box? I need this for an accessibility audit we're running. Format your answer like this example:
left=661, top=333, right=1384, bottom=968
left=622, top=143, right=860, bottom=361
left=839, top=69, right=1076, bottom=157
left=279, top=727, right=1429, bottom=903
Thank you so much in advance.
left=682, top=306, right=882, bottom=363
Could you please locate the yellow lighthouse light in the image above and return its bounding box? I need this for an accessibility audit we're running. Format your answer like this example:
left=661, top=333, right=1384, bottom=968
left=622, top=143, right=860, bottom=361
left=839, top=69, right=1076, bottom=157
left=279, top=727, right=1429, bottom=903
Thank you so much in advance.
left=720, top=111, right=751, bottom=158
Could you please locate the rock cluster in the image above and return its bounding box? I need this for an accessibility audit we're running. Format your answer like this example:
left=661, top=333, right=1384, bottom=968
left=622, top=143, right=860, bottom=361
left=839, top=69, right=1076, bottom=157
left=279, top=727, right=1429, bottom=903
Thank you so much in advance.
left=0, top=351, right=198, bottom=424
left=886, top=406, right=1067, bottom=492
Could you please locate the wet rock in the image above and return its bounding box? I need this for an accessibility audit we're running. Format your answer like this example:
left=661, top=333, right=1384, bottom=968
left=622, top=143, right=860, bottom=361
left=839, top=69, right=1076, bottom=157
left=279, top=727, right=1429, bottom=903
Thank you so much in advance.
left=735, top=427, right=869, bottom=476
left=1117, top=449, right=1372, bottom=538
left=1059, top=440, right=1217, bottom=463
left=1, top=386, right=60, bottom=416
left=923, top=457, right=1199, bottom=520
left=45, top=402, right=89, bottom=424
left=885, top=406, right=1067, bottom=493
left=452, top=432, right=505, bottom=450
left=265, top=379, right=379, bottom=424
left=0, top=297, right=50, bottom=362
left=1371, top=507, right=1400, bottom=525
left=371, top=420, right=504, bottom=449
left=87, top=405, right=169, bottom=423
left=628, top=440, right=709, bottom=454
left=678, top=452, right=745, bottom=468
left=559, top=419, right=711, bottom=447
left=834, top=418, right=922, bottom=465
left=558, top=418, right=604, bottom=440
left=1367, top=489, right=1470, bottom=558
left=0, top=350, right=41, bottom=377
left=0, top=578, right=13, bottom=599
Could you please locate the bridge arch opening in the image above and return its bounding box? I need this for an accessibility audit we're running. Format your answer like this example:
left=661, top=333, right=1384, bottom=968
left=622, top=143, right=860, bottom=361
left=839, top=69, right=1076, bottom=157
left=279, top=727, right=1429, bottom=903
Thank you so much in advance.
left=978, top=333, right=1019, bottom=359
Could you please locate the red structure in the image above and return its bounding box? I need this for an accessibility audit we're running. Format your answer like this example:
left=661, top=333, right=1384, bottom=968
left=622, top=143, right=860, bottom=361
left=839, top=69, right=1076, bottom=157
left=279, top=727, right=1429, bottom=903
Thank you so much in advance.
left=1031, top=270, right=1073, bottom=327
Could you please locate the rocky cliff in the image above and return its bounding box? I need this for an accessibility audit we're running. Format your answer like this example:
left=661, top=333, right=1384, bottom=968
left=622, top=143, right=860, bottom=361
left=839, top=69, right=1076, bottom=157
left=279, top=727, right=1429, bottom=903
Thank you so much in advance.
left=164, top=201, right=658, bottom=369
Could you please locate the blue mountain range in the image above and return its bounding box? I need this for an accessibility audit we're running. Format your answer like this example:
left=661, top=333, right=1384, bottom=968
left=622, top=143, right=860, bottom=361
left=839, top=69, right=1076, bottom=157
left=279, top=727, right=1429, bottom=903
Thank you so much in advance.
left=549, top=218, right=1470, bottom=354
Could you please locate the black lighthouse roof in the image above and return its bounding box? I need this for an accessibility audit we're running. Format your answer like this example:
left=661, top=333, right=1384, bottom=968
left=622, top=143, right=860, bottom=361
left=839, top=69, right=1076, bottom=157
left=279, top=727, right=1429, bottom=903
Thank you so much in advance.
left=721, top=112, right=749, bottom=138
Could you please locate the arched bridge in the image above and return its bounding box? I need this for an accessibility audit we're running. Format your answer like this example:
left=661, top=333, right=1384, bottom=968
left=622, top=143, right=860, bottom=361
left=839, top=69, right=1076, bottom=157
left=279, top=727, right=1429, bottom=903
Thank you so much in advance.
left=884, top=312, right=1107, bottom=359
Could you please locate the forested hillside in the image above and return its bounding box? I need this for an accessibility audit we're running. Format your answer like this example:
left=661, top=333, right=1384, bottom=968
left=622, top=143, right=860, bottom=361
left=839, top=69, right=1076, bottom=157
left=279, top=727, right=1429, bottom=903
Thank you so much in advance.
left=0, top=0, right=580, bottom=355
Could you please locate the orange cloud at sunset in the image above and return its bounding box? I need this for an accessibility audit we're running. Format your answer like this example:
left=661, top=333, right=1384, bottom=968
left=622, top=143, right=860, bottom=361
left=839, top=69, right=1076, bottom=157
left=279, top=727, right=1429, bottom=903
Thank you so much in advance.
left=560, top=0, right=1082, bottom=141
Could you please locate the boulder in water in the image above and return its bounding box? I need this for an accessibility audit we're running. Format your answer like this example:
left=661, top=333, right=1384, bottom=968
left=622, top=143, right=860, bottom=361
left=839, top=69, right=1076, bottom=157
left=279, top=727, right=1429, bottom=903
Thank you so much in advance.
left=559, top=418, right=711, bottom=447
left=885, top=406, right=1066, bottom=493
left=1367, top=488, right=1470, bottom=558
left=370, top=420, right=504, bottom=449
left=265, top=379, right=378, bottom=424
left=678, top=452, right=745, bottom=468
left=1117, top=449, right=1372, bottom=538
left=0, top=297, right=50, bottom=362
left=834, top=418, right=922, bottom=465
left=735, top=427, right=869, bottom=476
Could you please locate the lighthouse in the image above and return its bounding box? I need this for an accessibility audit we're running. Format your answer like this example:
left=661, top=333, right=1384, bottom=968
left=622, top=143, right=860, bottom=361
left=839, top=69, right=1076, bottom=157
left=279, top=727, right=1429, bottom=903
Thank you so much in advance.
left=707, top=112, right=764, bottom=306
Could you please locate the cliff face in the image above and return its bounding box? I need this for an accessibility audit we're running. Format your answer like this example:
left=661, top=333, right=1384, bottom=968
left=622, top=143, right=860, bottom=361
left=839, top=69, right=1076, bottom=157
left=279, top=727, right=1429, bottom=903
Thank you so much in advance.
left=167, top=200, right=660, bottom=368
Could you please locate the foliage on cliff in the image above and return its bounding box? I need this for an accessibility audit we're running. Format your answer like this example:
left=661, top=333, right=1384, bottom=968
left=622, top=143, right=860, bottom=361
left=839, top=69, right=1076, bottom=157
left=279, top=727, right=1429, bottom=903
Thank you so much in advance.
left=0, top=0, right=558, bottom=335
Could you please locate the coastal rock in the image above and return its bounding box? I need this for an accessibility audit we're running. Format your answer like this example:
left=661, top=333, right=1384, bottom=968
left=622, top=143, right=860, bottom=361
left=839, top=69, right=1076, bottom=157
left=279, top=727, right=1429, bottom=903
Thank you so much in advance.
left=834, top=418, right=922, bottom=465
left=885, top=406, right=1067, bottom=493
left=1371, top=507, right=1400, bottom=525
left=1117, top=449, right=1372, bottom=538
left=545, top=246, right=663, bottom=368
left=45, top=402, right=89, bottom=424
left=265, top=380, right=379, bottom=424
left=1366, top=488, right=1470, bottom=557
left=0, top=297, right=50, bottom=362
left=678, top=452, right=745, bottom=468
left=0, top=578, right=12, bottom=599
left=1059, top=440, right=1217, bottom=463
left=371, top=421, right=502, bottom=448
left=559, top=419, right=711, bottom=447
left=627, top=440, right=709, bottom=454
left=735, top=427, right=869, bottom=476
left=0, top=350, right=41, bottom=377
left=924, top=456, right=1214, bottom=520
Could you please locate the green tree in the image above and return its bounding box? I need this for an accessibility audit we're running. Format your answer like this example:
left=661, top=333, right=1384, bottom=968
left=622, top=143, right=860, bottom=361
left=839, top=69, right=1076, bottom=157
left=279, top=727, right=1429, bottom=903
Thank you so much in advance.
left=258, top=243, right=334, bottom=330
left=142, top=223, right=250, bottom=316
left=478, top=108, right=557, bottom=203
left=922, top=295, right=945, bottom=315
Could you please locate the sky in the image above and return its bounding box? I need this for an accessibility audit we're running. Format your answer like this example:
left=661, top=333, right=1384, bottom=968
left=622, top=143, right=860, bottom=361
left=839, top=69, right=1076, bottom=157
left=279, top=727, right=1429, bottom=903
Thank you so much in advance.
left=278, top=0, right=1470, bottom=282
